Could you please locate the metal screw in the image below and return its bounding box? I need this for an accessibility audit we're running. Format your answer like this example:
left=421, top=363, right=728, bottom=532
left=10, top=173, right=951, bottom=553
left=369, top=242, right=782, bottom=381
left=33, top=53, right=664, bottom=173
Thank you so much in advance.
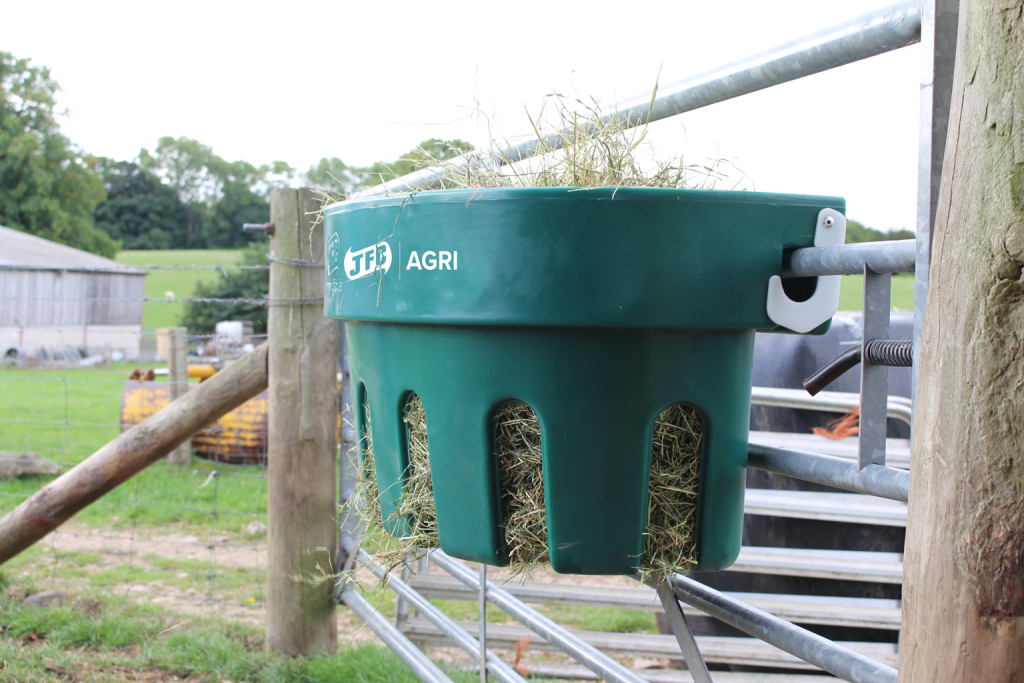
left=243, top=222, right=275, bottom=236
left=824, top=216, right=835, bottom=228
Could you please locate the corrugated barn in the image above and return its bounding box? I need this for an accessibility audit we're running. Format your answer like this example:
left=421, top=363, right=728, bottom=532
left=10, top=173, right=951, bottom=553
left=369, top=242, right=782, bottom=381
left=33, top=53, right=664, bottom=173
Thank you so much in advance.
left=0, top=225, right=146, bottom=359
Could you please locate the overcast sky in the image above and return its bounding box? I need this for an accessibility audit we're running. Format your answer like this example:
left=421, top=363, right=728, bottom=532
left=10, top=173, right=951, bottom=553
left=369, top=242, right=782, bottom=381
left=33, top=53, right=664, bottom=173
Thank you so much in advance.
left=2, top=0, right=922, bottom=232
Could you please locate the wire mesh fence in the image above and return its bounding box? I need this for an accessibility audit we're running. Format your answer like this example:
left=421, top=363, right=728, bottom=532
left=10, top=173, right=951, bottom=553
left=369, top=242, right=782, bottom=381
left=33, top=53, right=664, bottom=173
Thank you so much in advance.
left=0, top=258, right=290, bottom=612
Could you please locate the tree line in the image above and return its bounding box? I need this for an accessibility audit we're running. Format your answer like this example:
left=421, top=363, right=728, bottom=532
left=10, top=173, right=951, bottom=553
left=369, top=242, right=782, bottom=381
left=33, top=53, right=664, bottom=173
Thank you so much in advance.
left=1, top=50, right=471, bottom=257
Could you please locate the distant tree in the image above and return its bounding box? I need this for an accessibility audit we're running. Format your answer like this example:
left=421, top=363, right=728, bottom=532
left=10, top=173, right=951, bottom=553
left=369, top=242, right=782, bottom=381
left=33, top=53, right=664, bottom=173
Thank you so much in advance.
left=92, top=161, right=189, bottom=249
left=0, top=51, right=117, bottom=257
left=181, top=138, right=473, bottom=329
left=304, top=138, right=475, bottom=196
left=180, top=240, right=270, bottom=333
left=357, top=137, right=474, bottom=189
left=139, top=136, right=295, bottom=249
left=304, top=157, right=355, bottom=194
left=845, top=219, right=915, bottom=244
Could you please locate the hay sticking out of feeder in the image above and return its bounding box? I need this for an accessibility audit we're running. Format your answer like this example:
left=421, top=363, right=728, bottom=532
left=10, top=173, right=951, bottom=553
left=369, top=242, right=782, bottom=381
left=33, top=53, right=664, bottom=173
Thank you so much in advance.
left=356, top=395, right=439, bottom=572
left=643, top=405, right=703, bottom=577
left=356, top=397, right=703, bottom=576
left=495, top=403, right=548, bottom=575
left=400, top=92, right=747, bottom=194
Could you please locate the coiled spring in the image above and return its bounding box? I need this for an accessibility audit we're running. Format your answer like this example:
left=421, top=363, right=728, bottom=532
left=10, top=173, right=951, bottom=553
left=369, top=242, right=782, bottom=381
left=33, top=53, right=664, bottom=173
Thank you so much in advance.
left=864, top=339, right=913, bottom=367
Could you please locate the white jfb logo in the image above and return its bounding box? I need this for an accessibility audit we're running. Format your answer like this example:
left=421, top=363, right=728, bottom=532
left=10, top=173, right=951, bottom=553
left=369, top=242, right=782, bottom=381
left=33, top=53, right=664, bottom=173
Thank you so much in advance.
left=406, top=250, right=457, bottom=271
left=344, top=241, right=392, bottom=280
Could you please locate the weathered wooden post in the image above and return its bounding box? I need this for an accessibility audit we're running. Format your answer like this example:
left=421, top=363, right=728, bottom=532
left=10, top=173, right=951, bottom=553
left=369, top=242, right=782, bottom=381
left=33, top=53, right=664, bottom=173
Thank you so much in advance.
left=167, top=326, right=191, bottom=464
left=266, top=189, right=339, bottom=656
left=900, top=1, right=1024, bottom=679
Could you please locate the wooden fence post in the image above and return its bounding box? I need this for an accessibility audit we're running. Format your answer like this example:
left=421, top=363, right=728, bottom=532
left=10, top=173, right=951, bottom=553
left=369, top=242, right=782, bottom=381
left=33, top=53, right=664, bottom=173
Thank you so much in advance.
left=266, top=188, right=339, bottom=656
left=167, top=327, right=191, bottom=464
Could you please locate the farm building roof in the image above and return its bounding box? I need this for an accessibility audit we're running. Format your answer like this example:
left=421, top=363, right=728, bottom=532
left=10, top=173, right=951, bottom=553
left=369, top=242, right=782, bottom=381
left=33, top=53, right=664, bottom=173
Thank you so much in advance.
left=0, top=225, right=143, bottom=274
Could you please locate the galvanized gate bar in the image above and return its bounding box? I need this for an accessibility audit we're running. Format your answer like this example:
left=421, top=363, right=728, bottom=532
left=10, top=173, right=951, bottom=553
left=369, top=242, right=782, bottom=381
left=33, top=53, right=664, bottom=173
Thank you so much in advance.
left=751, top=387, right=913, bottom=426
left=784, top=240, right=916, bottom=277
left=748, top=443, right=910, bottom=502
left=859, top=269, right=893, bottom=468
left=359, top=551, right=529, bottom=683
left=353, top=1, right=921, bottom=198
left=339, top=587, right=455, bottom=683
left=429, top=550, right=649, bottom=683
left=653, top=583, right=713, bottom=682
left=668, top=574, right=899, bottom=683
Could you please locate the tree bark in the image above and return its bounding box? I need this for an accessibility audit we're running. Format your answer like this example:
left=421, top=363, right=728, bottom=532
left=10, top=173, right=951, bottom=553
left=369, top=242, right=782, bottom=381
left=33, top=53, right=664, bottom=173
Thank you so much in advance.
left=900, top=1, right=1024, bottom=680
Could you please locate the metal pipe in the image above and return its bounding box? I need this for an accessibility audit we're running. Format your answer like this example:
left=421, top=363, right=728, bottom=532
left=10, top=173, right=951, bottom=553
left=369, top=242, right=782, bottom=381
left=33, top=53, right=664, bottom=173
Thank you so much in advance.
left=479, top=563, right=488, bottom=683
left=653, top=583, right=713, bottom=682
left=429, top=550, right=648, bottom=683
left=353, top=1, right=921, bottom=198
left=913, top=0, right=960, bottom=407
left=339, top=587, right=454, bottom=683
left=803, top=346, right=863, bottom=396
left=748, top=443, right=909, bottom=502
left=668, top=573, right=898, bottom=683
left=783, top=240, right=916, bottom=277
left=359, top=552, right=528, bottom=683
left=750, top=386, right=912, bottom=426
left=859, top=268, right=893, bottom=468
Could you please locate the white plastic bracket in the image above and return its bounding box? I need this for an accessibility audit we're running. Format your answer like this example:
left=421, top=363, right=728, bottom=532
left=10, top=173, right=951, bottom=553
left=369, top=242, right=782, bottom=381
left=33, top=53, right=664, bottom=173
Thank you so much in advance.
left=766, top=208, right=847, bottom=333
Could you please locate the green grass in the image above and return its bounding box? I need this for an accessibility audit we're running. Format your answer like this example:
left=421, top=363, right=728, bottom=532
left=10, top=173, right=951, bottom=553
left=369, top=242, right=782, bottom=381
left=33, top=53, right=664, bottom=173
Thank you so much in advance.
left=2, top=546, right=266, bottom=606
left=838, top=272, right=914, bottom=312
left=0, top=363, right=267, bottom=534
left=115, top=250, right=245, bottom=330
left=0, top=575, right=476, bottom=683
left=436, top=597, right=657, bottom=634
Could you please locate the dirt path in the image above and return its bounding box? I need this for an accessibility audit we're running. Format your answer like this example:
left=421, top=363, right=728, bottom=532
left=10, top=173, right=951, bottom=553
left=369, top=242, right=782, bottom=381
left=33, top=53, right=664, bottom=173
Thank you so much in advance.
left=25, top=523, right=648, bottom=666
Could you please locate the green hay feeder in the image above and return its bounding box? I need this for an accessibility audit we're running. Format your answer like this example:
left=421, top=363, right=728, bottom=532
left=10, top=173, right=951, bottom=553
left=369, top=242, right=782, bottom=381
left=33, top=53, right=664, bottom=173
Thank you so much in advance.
left=324, top=187, right=845, bottom=575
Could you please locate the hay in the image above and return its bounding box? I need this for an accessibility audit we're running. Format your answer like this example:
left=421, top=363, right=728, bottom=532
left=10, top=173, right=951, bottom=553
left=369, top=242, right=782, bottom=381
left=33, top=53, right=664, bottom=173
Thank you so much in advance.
left=495, top=403, right=548, bottom=576
left=353, top=90, right=720, bottom=577
left=356, top=394, right=439, bottom=572
left=401, top=92, right=747, bottom=194
left=357, top=397, right=702, bottom=577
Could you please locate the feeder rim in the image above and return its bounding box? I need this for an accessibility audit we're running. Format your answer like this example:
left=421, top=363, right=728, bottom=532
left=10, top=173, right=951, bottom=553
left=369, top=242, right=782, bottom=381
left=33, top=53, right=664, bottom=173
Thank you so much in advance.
left=323, top=187, right=846, bottom=215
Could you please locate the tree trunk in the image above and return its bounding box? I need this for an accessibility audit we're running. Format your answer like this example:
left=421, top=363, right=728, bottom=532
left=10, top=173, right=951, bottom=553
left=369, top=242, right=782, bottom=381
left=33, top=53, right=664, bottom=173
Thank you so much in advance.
left=899, top=1, right=1024, bottom=680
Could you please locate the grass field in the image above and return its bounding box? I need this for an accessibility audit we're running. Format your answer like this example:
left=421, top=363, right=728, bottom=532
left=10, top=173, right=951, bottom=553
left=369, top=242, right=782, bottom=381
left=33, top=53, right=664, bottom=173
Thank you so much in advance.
left=115, top=250, right=245, bottom=330
left=0, top=363, right=266, bottom=534
left=838, top=272, right=914, bottom=312
left=0, top=577, right=479, bottom=683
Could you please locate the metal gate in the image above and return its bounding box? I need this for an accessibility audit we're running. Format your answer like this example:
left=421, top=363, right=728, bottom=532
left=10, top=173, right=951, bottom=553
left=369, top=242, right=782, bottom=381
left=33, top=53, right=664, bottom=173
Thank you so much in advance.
left=334, top=3, right=958, bottom=680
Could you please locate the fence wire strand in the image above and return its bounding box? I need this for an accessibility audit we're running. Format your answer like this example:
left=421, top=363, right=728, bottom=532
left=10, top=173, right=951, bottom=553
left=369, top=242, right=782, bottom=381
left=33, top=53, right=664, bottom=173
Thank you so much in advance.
left=0, top=261, right=278, bottom=612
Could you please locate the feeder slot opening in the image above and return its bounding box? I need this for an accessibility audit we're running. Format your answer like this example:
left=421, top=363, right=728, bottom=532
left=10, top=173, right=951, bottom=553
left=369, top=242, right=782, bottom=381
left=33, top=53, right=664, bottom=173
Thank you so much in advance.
left=644, top=404, right=703, bottom=577
left=400, top=394, right=439, bottom=547
left=494, top=402, right=546, bottom=574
